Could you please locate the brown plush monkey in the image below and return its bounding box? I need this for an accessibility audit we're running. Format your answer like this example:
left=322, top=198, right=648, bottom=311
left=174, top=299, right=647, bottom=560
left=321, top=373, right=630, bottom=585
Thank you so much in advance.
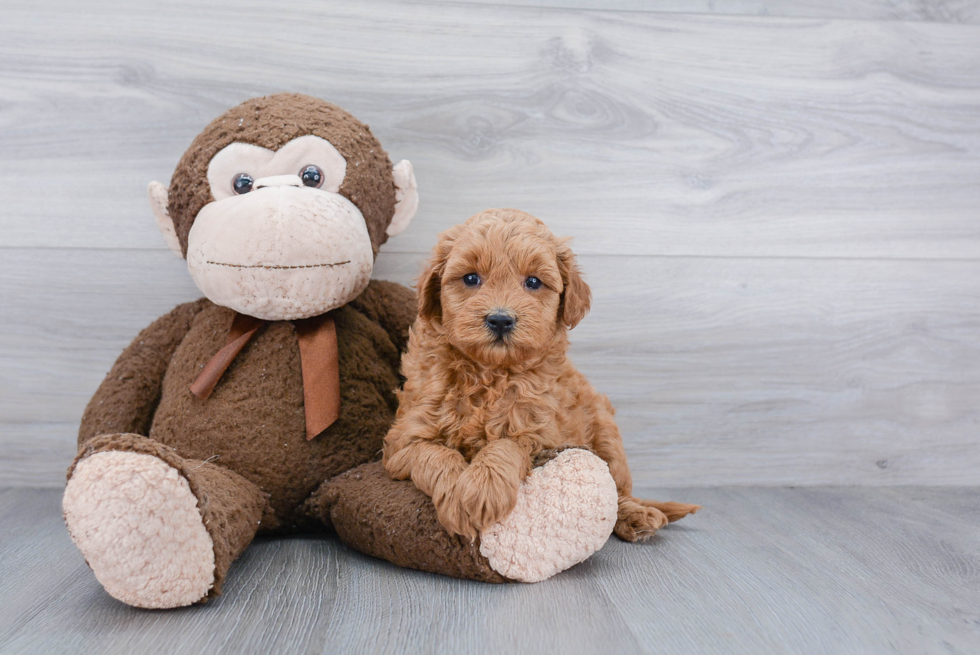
left=63, top=94, right=621, bottom=609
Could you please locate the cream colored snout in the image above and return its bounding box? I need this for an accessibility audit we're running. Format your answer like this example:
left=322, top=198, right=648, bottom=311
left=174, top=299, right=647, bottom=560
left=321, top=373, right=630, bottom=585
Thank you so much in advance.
left=185, top=184, right=375, bottom=320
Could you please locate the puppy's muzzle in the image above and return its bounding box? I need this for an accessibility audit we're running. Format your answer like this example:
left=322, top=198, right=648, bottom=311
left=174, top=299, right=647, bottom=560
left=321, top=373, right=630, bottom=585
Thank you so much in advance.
left=485, top=311, right=516, bottom=338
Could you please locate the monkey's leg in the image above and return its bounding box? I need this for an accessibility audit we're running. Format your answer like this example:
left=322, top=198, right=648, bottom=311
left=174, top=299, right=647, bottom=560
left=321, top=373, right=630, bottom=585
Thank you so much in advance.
left=305, top=448, right=618, bottom=583
left=63, top=434, right=268, bottom=608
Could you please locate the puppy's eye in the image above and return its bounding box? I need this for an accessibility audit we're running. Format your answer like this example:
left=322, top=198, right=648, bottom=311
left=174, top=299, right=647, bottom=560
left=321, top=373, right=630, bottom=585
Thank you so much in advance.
left=524, top=276, right=542, bottom=290
left=232, top=173, right=254, bottom=195
left=462, top=273, right=481, bottom=287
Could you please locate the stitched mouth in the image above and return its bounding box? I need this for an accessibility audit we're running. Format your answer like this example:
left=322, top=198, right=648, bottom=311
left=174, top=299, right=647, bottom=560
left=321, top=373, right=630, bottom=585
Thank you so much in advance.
left=207, top=260, right=350, bottom=270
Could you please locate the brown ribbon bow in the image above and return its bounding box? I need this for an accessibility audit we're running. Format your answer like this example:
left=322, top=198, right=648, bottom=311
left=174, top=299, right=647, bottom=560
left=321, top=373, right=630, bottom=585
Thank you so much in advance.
left=189, top=312, right=341, bottom=440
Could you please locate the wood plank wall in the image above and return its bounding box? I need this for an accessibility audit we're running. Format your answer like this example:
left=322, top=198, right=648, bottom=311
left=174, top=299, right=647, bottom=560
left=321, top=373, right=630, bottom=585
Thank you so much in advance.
left=1, top=0, right=978, bottom=487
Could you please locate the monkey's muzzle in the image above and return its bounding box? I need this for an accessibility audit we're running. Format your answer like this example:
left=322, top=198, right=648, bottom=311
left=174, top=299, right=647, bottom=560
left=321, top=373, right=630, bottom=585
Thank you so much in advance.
left=185, top=185, right=374, bottom=321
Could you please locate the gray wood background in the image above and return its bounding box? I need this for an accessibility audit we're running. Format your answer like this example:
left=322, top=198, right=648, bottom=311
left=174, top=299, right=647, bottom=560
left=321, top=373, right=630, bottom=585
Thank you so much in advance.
left=1, top=0, right=978, bottom=488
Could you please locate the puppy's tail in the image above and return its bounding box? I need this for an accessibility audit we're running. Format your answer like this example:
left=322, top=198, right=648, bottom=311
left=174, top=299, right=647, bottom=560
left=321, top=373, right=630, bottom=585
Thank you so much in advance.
left=639, top=498, right=701, bottom=523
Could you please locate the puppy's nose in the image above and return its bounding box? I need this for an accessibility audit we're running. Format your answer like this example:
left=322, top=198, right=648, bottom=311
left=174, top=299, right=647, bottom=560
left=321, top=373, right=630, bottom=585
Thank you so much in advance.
left=485, top=312, right=515, bottom=337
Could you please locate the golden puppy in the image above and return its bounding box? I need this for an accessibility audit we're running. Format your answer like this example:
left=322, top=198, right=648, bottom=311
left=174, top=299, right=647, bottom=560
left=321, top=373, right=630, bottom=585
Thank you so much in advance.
left=383, top=209, right=699, bottom=541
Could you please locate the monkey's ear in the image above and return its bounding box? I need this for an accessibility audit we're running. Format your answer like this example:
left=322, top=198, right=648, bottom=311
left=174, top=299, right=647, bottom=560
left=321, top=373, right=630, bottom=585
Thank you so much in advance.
left=387, top=160, right=418, bottom=238
left=148, top=181, right=184, bottom=258
left=557, top=240, right=592, bottom=329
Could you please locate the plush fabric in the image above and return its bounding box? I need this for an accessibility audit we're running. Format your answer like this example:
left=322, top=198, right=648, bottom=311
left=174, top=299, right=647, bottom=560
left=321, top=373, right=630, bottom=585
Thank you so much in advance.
left=78, top=299, right=211, bottom=440
left=188, top=312, right=265, bottom=400
left=69, top=432, right=269, bottom=600
left=189, top=311, right=343, bottom=439
left=64, top=451, right=216, bottom=608
left=206, top=136, right=348, bottom=200
left=389, top=160, right=418, bottom=237
left=309, top=461, right=508, bottom=583
left=147, top=180, right=182, bottom=255
left=186, top=185, right=375, bottom=320
left=479, top=449, right=618, bottom=582
left=309, top=448, right=620, bottom=584
left=78, top=281, right=408, bottom=532
left=168, top=94, right=396, bottom=257
left=67, top=279, right=415, bottom=607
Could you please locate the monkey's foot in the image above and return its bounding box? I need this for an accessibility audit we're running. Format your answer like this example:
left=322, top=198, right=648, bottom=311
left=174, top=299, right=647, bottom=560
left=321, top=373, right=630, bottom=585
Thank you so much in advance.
left=63, top=451, right=215, bottom=608
left=479, top=448, right=618, bottom=583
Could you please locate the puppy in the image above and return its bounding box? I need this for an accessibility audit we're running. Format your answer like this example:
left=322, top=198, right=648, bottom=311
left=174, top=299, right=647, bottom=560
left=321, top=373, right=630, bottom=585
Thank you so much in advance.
left=383, top=209, right=700, bottom=541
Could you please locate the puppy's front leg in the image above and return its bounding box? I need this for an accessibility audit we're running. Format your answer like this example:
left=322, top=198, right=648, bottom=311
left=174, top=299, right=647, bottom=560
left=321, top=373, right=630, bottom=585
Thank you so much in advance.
left=454, top=439, right=532, bottom=538
left=383, top=407, right=474, bottom=536
left=388, top=439, right=474, bottom=538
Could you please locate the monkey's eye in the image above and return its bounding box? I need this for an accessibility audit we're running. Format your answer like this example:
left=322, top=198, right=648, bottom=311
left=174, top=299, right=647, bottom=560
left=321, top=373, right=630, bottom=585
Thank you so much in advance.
left=524, top=276, right=542, bottom=290
left=462, top=273, right=481, bottom=287
left=300, top=165, right=324, bottom=188
left=232, top=173, right=254, bottom=195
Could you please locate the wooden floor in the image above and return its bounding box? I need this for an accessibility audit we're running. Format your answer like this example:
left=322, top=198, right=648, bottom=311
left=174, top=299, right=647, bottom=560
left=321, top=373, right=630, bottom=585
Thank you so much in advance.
left=2, top=486, right=977, bottom=655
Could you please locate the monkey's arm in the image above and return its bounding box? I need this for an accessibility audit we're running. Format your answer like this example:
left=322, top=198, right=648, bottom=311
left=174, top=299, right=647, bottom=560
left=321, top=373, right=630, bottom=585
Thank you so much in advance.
left=348, top=280, right=417, bottom=353
left=78, top=299, right=209, bottom=447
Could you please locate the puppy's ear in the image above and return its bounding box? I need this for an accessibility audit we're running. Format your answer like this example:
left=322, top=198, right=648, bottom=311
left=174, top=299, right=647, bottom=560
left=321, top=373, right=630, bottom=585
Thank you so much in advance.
left=416, top=225, right=462, bottom=322
left=416, top=257, right=444, bottom=321
left=557, top=240, right=591, bottom=329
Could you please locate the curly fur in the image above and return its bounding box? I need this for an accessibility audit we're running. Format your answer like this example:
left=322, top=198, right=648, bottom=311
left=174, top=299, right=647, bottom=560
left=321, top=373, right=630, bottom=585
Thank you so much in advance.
left=383, top=209, right=700, bottom=541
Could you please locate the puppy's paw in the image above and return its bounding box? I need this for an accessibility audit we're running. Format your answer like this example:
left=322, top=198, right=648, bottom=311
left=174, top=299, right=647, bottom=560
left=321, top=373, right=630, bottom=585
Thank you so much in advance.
left=432, top=476, right=479, bottom=541
left=614, top=497, right=669, bottom=542
left=455, top=462, right=521, bottom=535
